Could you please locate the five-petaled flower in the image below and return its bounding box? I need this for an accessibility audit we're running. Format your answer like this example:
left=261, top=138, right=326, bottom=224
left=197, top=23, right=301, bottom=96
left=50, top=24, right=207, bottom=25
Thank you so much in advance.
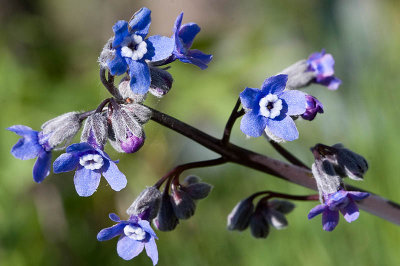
left=97, top=213, right=158, bottom=265
left=239, top=74, right=306, bottom=141
left=108, top=7, right=174, bottom=95
left=8, top=125, right=52, bottom=183
left=308, top=189, right=369, bottom=231
left=307, top=49, right=341, bottom=90
left=53, top=142, right=127, bottom=197
left=171, top=12, right=212, bottom=69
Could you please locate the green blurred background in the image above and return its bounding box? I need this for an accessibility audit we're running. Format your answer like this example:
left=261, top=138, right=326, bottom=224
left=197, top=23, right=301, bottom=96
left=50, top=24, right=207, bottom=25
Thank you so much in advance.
left=1, top=0, right=400, bottom=265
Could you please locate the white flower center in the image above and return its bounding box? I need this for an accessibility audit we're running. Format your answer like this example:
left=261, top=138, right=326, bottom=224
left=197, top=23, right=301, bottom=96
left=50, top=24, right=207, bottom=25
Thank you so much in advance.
left=120, top=34, right=147, bottom=61
left=124, top=225, right=146, bottom=241
left=79, top=154, right=104, bottom=170
left=259, top=94, right=283, bottom=119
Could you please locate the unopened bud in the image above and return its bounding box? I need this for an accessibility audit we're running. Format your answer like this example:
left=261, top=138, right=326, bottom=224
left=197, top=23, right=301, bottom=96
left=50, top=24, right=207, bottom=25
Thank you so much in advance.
left=249, top=212, right=270, bottom=239
left=118, top=79, right=147, bottom=103
left=268, top=199, right=295, bottom=214
left=262, top=208, right=288, bottom=230
left=332, top=144, right=368, bottom=181
left=154, top=191, right=179, bottom=231
left=182, top=175, right=201, bottom=186
left=227, top=198, right=254, bottom=231
left=41, top=112, right=81, bottom=150
left=279, top=60, right=316, bottom=90
left=98, top=38, right=115, bottom=68
left=149, top=67, right=173, bottom=98
left=126, top=186, right=162, bottom=221
left=302, top=95, right=324, bottom=121
left=182, top=182, right=213, bottom=200
left=81, top=113, right=108, bottom=149
left=171, top=185, right=196, bottom=220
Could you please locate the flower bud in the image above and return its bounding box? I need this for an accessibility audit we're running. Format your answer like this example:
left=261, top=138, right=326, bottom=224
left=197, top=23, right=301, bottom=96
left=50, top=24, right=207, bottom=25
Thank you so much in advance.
left=249, top=212, right=270, bottom=239
left=118, top=79, right=147, bottom=103
left=81, top=113, right=108, bottom=149
left=301, top=95, right=324, bottom=121
left=268, top=199, right=295, bottom=214
left=332, top=144, right=368, bottom=181
left=279, top=60, right=316, bottom=89
left=182, top=175, right=201, bottom=186
left=170, top=185, right=196, bottom=220
left=154, top=191, right=179, bottom=231
left=41, top=112, right=81, bottom=150
left=126, top=186, right=162, bottom=221
left=262, top=208, right=288, bottom=230
left=227, top=198, right=254, bottom=231
left=98, top=38, right=115, bottom=69
left=149, top=67, right=173, bottom=98
left=182, top=182, right=213, bottom=200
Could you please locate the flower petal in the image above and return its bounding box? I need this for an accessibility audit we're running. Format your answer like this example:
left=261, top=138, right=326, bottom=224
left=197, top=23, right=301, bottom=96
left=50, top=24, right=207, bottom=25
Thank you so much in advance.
left=117, top=236, right=145, bottom=260
left=266, top=115, right=299, bottom=141
left=112, top=20, right=130, bottom=48
left=145, top=35, right=174, bottom=62
left=340, top=199, right=360, bottom=223
left=179, top=23, right=200, bottom=50
left=97, top=223, right=126, bottom=241
left=347, top=191, right=370, bottom=201
left=66, top=142, right=95, bottom=153
left=261, top=74, right=288, bottom=95
left=279, top=90, right=306, bottom=116
left=314, top=54, right=335, bottom=79
left=101, top=160, right=127, bottom=192
left=127, top=59, right=151, bottom=95
left=108, top=50, right=128, bottom=76
left=53, top=153, right=79, bottom=173
left=240, top=111, right=267, bottom=137
left=138, top=220, right=157, bottom=239
left=8, top=126, right=41, bottom=160
left=74, top=166, right=101, bottom=197
left=308, top=204, right=326, bottom=219
left=145, top=237, right=158, bottom=265
left=109, top=213, right=121, bottom=222
left=33, top=150, right=52, bottom=183
left=319, top=76, right=341, bottom=90
left=129, top=7, right=151, bottom=38
left=177, top=49, right=212, bottom=70
left=240, top=87, right=261, bottom=110
left=322, top=209, right=339, bottom=231
left=7, top=125, right=37, bottom=137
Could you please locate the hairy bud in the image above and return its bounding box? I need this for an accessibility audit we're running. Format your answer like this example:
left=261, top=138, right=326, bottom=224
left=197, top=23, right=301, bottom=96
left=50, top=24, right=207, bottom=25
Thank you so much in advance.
left=262, top=208, right=288, bottom=230
left=182, top=175, right=201, bottom=186
left=182, top=182, right=213, bottom=200
left=41, top=112, right=81, bottom=150
left=126, top=186, right=162, bottom=221
left=279, top=60, right=316, bottom=90
left=249, top=211, right=270, bottom=239
left=118, top=79, right=147, bottom=103
left=149, top=67, right=173, bottom=98
left=171, top=185, right=196, bottom=220
left=81, top=113, right=108, bottom=149
left=268, top=199, right=295, bottom=214
left=227, top=198, right=254, bottom=231
left=154, top=191, right=179, bottom=231
left=331, top=144, right=368, bottom=180
left=98, top=38, right=115, bottom=68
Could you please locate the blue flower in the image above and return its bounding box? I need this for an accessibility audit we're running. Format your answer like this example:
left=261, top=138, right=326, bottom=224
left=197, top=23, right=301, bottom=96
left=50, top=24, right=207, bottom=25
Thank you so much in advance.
left=8, top=125, right=52, bottom=183
left=53, top=142, right=127, bottom=197
left=308, top=189, right=369, bottom=231
left=307, top=49, right=341, bottom=90
left=239, top=74, right=306, bottom=141
left=301, top=95, right=324, bottom=121
left=171, top=12, right=212, bottom=69
left=97, top=214, right=158, bottom=265
left=108, top=7, right=174, bottom=95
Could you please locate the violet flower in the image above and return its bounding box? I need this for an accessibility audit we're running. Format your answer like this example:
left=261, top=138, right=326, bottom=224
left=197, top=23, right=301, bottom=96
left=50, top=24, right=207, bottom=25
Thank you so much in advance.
left=307, top=49, right=341, bottom=90
left=171, top=12, right=212, bottom=69
left=239, top=74, right=306, bottom=141
left=308, top=189, right=369, bottom=231
left=97, top=214, right=158, bottom=265
left=302, top=95, right=324, bottom=121
left=8, top=125, right=52, bottom=183
left=53, top=142, right=127, bottom=197
left=108, top=7, right=174, bottom=95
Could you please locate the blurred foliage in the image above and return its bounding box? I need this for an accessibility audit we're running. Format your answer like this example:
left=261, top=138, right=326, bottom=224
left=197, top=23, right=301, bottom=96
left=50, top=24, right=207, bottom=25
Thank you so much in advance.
left=1, top=0, right=400, bottom=265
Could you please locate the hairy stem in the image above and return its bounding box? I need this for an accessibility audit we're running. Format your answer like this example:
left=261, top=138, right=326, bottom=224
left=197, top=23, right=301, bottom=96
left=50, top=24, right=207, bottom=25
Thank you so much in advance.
left=149, top=107, right=400, bottom=225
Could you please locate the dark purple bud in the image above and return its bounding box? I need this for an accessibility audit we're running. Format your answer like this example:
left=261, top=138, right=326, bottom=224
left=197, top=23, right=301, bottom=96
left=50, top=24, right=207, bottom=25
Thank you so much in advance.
left=149, top=67, right=173, bottom=98
left=268, top=199, right=295, bottom=214
left=261, top=208, right=288, bottom=230
left=171, top=185, right=196, bottom=220
left=227, top=198, right=254, bottom=231
left=120, top=131, right=145, bottom=153
left=154, top=191, right=179, bottom=231
left=249, top=212, right=270, bottom=239
left=182, top=175, right=201, bottom=186
left=126, top=186, right=162, bottom=221
left=182, top=182, right=213, bottom=200
left=302, top=95, right=324, bottom=121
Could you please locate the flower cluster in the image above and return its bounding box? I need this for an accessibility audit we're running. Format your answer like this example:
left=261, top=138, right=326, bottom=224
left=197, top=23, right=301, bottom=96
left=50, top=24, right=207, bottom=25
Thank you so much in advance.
left=227, top=196, right=295, bottom=239
left=307, top=143, right=370, bottom=231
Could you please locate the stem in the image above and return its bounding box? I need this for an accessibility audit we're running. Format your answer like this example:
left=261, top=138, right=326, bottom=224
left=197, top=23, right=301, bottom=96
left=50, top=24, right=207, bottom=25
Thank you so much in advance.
left=149, top=107, right=400, bottom=225
left=100, top=67, right=120, bottom=99
left=268, top=140, right=310, bottom=169
left=222, top=98, right=244, bottom=145
left=154, top=157, right=227, bottom=189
